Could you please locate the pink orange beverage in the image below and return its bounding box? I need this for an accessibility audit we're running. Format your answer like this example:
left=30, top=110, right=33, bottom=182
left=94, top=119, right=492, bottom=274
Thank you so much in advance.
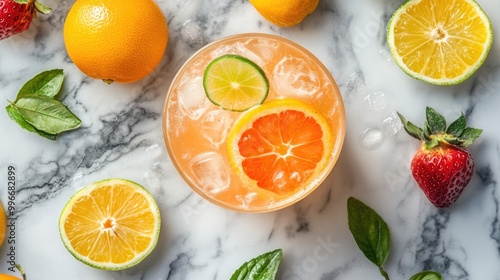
left=163, top=33, right=345, bottom=212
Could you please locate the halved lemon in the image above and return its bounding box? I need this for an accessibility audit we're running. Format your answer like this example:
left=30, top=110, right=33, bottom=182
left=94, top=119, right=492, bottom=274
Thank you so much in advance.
left=203, top=54, right=269, bottom=112
left=227, top=98, right=333, bottom=196
left=59, top=178, right=161, bottom=270
left=387, top=0, right=493, bottom=85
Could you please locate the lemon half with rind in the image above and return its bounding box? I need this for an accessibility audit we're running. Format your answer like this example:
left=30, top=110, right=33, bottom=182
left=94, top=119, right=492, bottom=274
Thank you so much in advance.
left=59, top=178, right=161, bottom=270
left=387, top=0, right=493, bottom=85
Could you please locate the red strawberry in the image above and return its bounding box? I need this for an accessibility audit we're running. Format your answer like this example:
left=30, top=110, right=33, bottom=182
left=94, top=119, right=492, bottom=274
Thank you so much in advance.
left=0, top=0, right=51, bottom=41
left=398, top=107, right=482, bottom=208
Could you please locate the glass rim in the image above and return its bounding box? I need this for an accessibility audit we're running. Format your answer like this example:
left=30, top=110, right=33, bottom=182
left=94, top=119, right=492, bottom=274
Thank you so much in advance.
left=162, top=32, right=346, bottom=213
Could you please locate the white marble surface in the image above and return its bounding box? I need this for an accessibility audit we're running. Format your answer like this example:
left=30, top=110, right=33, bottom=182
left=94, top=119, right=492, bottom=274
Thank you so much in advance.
left=0, top=0, right=499, bottom=279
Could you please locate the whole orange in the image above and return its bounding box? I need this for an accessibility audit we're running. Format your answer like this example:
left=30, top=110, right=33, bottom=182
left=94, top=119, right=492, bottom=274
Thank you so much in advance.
left=63, top=0, right=169, bottom=84
left=249, top=0, right=319, bottom=27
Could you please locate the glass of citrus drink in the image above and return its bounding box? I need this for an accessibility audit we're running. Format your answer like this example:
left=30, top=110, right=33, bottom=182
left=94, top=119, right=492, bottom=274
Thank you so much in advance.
left=163, top=33, right=345, bottom=213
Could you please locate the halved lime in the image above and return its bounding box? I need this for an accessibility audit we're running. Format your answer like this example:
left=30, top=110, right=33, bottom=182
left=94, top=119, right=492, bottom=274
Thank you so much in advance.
left=203, top=54, right=269, bottom=112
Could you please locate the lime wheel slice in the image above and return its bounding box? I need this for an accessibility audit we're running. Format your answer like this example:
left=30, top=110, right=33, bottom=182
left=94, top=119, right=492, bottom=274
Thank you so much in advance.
left=203, top=54, right=269, bottom=111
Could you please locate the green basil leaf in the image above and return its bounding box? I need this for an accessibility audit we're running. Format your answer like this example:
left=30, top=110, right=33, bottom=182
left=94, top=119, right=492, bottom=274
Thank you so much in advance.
left=17, top=69, right=64, bottom=99
left=409, top=270, right=443, bottom=280
left=14, top=95, right=81, bottom=134
left=347, top=197, right=390, bottom=268
left=425, top=107, right=446, bottom=134
left=230, top=249, right=283, bottom=280
left=5, top=105, right=57, bottom=140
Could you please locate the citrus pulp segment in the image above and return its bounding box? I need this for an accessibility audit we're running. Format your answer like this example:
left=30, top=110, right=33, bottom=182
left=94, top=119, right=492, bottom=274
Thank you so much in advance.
left=227, top=98, right=333, bottom=196
left=203, top=54, right=269, bottom=112
left=59, top=178, right=161, bottom=270
left=387, top=0, right=493, bottom=85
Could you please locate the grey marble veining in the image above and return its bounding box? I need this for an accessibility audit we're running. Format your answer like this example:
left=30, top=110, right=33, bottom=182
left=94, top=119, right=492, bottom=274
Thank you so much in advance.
left=1, top=0, right=500, bottom=279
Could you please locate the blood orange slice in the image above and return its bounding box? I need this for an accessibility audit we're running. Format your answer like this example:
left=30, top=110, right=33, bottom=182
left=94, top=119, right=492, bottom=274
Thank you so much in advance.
left=227, top=98, right=333, bottom=196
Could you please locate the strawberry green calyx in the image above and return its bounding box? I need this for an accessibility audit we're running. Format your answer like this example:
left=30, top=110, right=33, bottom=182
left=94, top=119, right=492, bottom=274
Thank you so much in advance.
left=398, top=107, right=482, bottom=149
left=14, top=0, right=52, bottom=14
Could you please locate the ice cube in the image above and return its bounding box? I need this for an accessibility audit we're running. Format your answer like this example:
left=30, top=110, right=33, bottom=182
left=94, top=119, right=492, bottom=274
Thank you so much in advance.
left=177, top=75, right=209, bottom=120
left=189, top=152, right=230, bottom=194
left=363, top=91, right=387, bottom=111
left=273, top=56, right=320, bottom=97
left=210, top=42, right=264, bottom=66
left=359, top=127, right=384, bottom=150
left=145, top=144, right=162, bottom=159
left=244, top=38, right=279, bottom=64
left=310, top=82, right=339, bottom=117
left=345, top=71, right=366, bottom=99
left=382, top=111, right=403, bottom=136
left=201, top=109, right=232, bottom=148
left=181, top=20, right=204, bottom=50
left=236, top=192, right=258, bottom=208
